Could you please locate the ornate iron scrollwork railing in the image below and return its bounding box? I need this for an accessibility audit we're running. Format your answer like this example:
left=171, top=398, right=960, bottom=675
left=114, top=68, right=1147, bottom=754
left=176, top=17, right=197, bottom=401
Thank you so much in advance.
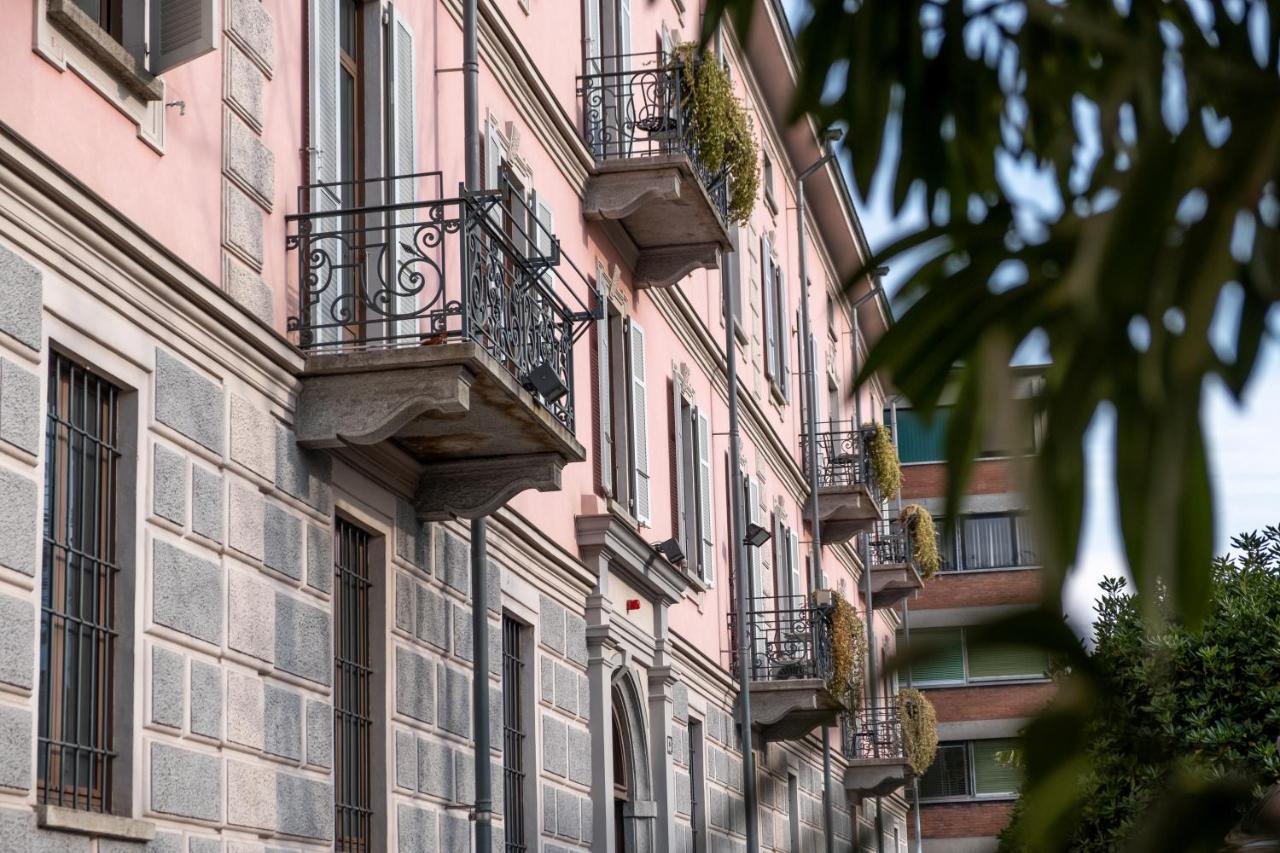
left=576, top=50, right=730, bottom=222
left=729, top=595, right=834, bottom=683
left=840, top=706, right=906, bottom=763
left=868, top=518, right=913, bottom=567
left=802, top=423, right=879, bottom=495
left=285, top=170, right=596, bottom=431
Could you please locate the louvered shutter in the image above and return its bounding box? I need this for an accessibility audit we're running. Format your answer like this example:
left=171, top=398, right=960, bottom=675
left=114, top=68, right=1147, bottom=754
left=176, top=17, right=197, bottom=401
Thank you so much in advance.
left=388, top=7, right=417, bottom=343
left=618, top=0, right=632, bottom=65
left=485, top=125, right=504, bottom=228
left=598, top=296, right=613, bottom=497
left=967, top=642, right=1049, bottom=680
left=771, top=514, right=784, bottom=602
left=788, top=527, right=801, bottom=601
left=629, top=319, right=650, bottom=524
left=150, top=0, right=217, bottom=75
left=309, top=0, right=342, bottom=347
left=777, top=271, right=790, bottom=401
left=583, top=0, right=604, bottom=155
left=534, top=193, right=554, bottom=286
left=671, top=370, right=686, bottom=552
left=696, top=410, right=713, bottom=585
left=748, top=477, right=763, bottom=600
left=762, top=239, right=778, bottom=382
left=905, top=628, right=965, bottom=685
left=972, top=739, right=1023, bottom=795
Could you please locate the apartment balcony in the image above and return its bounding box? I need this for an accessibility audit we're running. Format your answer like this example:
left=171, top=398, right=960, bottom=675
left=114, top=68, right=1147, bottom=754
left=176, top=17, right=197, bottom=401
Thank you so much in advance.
left=866, top=519, right=924, bottom=609
left=841, top=707, right=910, bottom=800
left=577, top=51, right=731, bottom=288
left=803, top=425, right=881, bottom=544
left=286, top=172, right=593, bottom=520
left=729, top=594, right=844, bottom=743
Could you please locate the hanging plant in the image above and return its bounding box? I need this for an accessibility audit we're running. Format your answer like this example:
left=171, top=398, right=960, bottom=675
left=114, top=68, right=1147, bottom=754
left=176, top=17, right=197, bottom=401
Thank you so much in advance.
left=672, top=44, right=760, bottom=225
left=896, top=688, right=939, bottom=776
left=899, top=504, right=941, bottom=578
left=826, top=590, right=867, bottom=708
left=864, top=422, right=902, bottom=498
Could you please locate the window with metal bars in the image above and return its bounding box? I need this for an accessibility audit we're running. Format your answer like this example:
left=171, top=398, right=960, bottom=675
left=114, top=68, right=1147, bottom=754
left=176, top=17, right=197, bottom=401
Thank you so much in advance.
left=37, top=354, right=122, bottom=813
left=334, top=519, right=373, bottom=851
left=502, top=616, right=528, bottom=853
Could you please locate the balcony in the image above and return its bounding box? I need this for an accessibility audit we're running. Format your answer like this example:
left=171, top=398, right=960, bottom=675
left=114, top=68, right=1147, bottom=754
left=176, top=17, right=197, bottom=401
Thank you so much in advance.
left=286, top=171, right=594, bottom=520
left=577, top=51, right=731, bottom=288
left=803, top=425, right=881, bottom=544
left=729, top=594, right=845, bottom=742
left=841, top=707, right=910, bottom=800
left=866, top=519, right=924, bottom=609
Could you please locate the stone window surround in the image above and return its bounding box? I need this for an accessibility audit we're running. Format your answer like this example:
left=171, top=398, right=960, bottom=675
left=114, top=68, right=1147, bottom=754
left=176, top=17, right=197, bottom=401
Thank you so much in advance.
left=36, top=804, right=157, bottom=843
left=34, top=0, right=166, bottom=150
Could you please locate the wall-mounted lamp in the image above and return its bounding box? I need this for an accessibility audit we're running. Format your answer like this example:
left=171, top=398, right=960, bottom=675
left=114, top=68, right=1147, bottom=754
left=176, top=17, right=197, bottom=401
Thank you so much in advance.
left=653, top=537, right=685, bottom=564
left=521, top=362, right=568, bottom=403
left=743, top=523, right=771, bottom=549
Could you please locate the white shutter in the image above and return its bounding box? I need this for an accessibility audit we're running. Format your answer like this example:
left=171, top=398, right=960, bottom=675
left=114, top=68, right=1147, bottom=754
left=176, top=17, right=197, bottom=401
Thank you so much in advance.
left=598, top=296, right=614, bottom=497
left=762, top=240, right=778, bottom=382
left=789, top=527, right=802, bottom=601
left=671, top=371, right=686, bottom=554
left=618, top=0, right=632, bottom=65
left=584, top=0, right=603, bottom=71
left=777, top=272, right=790, bottom=401
left=388, top=7, right=417, bottom=343
left=150, top=0, right=217, bottom=75
left=535, top=195, right=554, bottom=287
left=485, top=124, right=504, bottom=228
left=697, top=410, right=714, bottom=586
left=747, top=477, right=762, bottom=601
left=630, top=320, right=650, bottom=524
left=309, top=0, right=342, bottom=347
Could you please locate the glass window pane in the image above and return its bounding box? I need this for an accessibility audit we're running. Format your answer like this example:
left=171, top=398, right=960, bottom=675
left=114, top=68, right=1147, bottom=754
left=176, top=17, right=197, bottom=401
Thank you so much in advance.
left=960, top=515, right=1015, bottom=570
left=917, top=743, right=970, bottom=799
left=966, top=641, right=1048, bottom=680
left=972, top=739, right=1023, bottom=795
left=1014, top=515, right=1039, bottom=566
left=903, top=628, right=964, bottom=685
left=893, top=408, right=950, bottom=464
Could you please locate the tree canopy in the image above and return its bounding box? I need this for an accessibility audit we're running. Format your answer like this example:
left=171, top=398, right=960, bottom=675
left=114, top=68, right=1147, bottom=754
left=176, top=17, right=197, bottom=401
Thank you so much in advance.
left=1000, top=527, right=1280, bottom=851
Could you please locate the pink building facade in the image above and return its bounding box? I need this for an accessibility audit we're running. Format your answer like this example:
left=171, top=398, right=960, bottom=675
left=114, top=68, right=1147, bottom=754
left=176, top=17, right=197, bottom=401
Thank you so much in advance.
left=0, top=0, right=915, bottom=851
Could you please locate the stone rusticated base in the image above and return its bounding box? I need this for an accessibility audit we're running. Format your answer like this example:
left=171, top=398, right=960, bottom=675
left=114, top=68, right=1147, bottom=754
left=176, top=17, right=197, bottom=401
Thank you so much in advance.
left=749, top=678, right=844, bottom=742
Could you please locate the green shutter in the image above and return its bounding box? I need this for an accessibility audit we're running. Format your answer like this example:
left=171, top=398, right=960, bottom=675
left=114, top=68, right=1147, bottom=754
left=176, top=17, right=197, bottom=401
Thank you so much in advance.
left=972, top=739, right=1022, bottom=795
left=894, top=408, right=950, bottom=464
left=966, top=641, right=1048, bottom=680
left=904, top=628, right=964, bottom=685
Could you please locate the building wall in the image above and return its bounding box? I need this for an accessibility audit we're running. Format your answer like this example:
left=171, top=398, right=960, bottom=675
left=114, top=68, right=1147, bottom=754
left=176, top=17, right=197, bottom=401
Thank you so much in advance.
left=0, top=0, right=911, bottom=851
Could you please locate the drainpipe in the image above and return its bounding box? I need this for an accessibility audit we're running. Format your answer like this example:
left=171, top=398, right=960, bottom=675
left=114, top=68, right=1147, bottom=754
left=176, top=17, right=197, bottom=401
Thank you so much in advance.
left=726, top=233, right=761, bottom=853
left=795, top=139, right=838, bottom=853
left=462, top=2, right=491, bottom=852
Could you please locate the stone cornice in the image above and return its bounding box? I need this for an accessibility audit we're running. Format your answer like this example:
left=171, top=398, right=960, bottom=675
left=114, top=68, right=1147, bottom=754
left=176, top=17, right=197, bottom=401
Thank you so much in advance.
left=576, top=513, right=691, bottom=605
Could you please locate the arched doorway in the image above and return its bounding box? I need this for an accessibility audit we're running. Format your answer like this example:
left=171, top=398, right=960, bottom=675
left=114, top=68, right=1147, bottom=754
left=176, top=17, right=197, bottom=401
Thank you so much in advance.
left=611, top=671, right=654, bottom=853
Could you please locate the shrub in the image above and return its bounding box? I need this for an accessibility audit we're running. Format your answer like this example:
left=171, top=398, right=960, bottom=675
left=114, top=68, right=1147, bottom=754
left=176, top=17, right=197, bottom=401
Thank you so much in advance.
left=672, top=44, right=759, bottom=225
left=899, top=504, right=941, bottom=578
left=828, top=590, right=867, bottom=707
left=865, top=422, right=902, bottom=498
left=897, top=688, right=939, bottom=776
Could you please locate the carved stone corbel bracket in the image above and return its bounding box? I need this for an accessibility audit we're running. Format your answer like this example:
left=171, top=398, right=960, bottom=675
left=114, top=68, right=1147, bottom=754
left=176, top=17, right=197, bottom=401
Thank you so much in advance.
left=414, top=452, right=565, bottom=521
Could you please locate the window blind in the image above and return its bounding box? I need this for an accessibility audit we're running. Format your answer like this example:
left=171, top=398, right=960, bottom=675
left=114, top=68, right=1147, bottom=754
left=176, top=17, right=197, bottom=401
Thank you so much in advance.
left=972, top=739, right=1022, bottom=795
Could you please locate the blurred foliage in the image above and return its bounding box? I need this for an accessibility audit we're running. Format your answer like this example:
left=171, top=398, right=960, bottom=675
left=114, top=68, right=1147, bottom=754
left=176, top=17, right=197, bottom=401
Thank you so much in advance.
left=702, top=0, right=1279, bottom=848
left=999, top=527, right=1280, bottom=851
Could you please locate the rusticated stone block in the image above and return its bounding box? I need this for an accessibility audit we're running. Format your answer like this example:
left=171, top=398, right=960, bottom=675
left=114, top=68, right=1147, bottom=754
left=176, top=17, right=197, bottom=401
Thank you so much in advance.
left=191, top=464, right=224, bottom=543
left=263, top=503, right=302, bottom=580
left=227, top=759, right=275, bottom=831
left=224, top=184, right=263, bottom=270
left=225, top=43, right=263, bottom=129
left=229, top=395, right=275, bottom=482
left=275, top=771, right=332, bottom=841
left=190, top=660, right=222, bottom=739
left=228, top=568, right=274, bottom=663
left=152, top=540, right=223, bottom=645
left=0, top=468, right=38, bottom=576
left=0, top=592, right=34, bottom=689
left=0, top=704, right=32, bottom=791
left=394, top=647, right=434, bottom=725
left=150, top=645, right=185, bottom=729
left=226, top=0, right=274, bottom=72
left=274, top=593, right=330, bottom=685
left=263, top=684, right=301, bottom=761
left=224, top=110, right=274, bottom=210
left=155, top=350, right=223, bottom=453
left=0, top=243, right=41, bottom=351
left=150, top=743, right=222, bottom=822
left=228, top=482, right=264, bottom=561
left=0, top=358, right=40, bottom=454
left=152, top=444, right=187, bottom=525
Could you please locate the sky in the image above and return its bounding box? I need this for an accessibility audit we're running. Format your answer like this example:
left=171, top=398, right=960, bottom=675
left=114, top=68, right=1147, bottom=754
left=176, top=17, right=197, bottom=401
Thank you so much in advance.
left=777, top=0, right=1280, bottom=636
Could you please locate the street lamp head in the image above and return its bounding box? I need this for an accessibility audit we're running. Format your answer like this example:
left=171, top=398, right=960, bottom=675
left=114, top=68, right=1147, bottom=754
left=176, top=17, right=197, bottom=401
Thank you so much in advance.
left=743, top=522, right=772, bottom=549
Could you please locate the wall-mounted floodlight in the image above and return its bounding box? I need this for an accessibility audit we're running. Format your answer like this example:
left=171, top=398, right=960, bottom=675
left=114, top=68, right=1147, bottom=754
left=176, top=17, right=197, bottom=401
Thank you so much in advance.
left=654, top=538, right=686, bottom=565
left=743, top=523, right=771, bottom=549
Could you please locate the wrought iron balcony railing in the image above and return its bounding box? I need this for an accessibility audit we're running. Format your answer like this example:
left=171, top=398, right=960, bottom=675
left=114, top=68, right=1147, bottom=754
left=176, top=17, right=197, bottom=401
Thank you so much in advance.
left=868, top=518, right=914, bottom=566
left=577, top=50, right=729, bottom=222
left=803, top=423, right=879, bottom=495
left=841, top=706, right=907, bottom=763
left=285, top=170, right=596, bottom=431
left=729, top=595, right=834, bottom=683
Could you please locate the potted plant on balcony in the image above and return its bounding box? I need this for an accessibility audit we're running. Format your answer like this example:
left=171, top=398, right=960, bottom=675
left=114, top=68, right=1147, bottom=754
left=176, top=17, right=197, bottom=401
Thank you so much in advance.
left=899, top=503, right=941, bottom=578
left=828, top=590, right=867, bottom=707
left=896, top=687, right=939, bottom=775
left=864, top=421, right=902, bottom=498
left=672, top=43, right=760, bottom=225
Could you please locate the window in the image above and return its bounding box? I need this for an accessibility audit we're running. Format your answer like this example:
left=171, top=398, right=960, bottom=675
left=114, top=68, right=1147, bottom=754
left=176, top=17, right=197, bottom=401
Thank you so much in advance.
left=762, top=149, right=776, bottom=211
left=892, top=405, right=1037, bottom=464
left=723, top=226, right=747, bottom=342
left=502, top=616, right=529, bottom=853
left=38, top=355, right=123, bottom=813
left=334, top=519, right=373, bottom=851
left=917, top=739, right=1022, bottom=800
left=938, top=513, right=1039, bottom=571
left=689, top=719, right=707, bottom=853
left=597, top=300, right=649, bottom=524
left=671, top=373, right=714, bottom=584
left=898, top=627, right=1049, bottom=686
left=760, top=237, right=789, bottom=402
left=50, top=0, right=215, bottom=75
left=72, top=0, right=122, bottom=39
left=771, top=519, right=801, bottom=604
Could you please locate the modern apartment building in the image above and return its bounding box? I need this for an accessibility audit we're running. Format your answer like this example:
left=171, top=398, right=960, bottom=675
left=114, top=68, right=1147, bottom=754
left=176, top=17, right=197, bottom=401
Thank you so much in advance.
left=0, top=0, right=924, bottom=851
left=894, top=369, right=1051, bottom=853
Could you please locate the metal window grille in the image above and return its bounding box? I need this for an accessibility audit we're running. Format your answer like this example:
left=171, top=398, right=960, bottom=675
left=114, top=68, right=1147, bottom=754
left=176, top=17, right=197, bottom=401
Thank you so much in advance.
left=502, top=616, right=527, bottom=853
left=37, top=355, right=121, bottom=813
left=334, top=520, right=373, bottom=851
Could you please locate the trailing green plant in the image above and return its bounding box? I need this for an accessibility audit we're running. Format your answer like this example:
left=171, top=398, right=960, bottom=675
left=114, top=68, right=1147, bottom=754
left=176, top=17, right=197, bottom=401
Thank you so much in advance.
left=896, top=687, right=939, bottom=776
left=899, top=504, right=941, bottom=579
left=671, top=44, right=759, bottom=225
left=827, top=590, right=866, bottom=707
left=864, top=422, right=901, bottom=499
